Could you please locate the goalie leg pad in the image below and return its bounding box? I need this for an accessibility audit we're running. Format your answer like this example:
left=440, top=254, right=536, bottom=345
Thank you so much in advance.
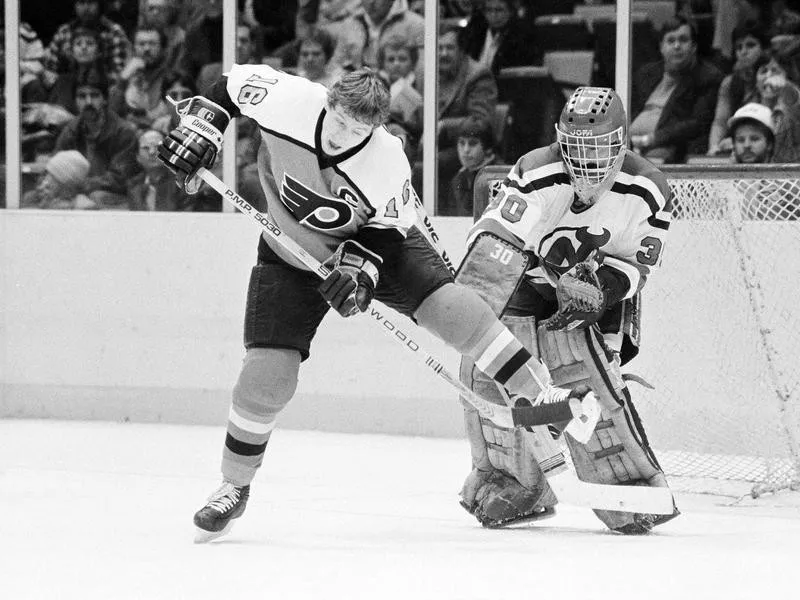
left=537, top=325, right=679, bottom=533
left=458, top=315, right=558, bottom=527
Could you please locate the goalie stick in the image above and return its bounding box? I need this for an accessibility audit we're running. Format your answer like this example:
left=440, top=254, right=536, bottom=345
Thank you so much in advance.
left=197, top=168, right=673, bottom=515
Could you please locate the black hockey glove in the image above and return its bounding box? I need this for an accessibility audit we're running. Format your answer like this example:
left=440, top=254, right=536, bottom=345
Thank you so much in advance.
left=319, top=240, right=382, bottom=317
left=157, top=96, right=230, bottom=194
left=543, top=261, right=607, bottom=331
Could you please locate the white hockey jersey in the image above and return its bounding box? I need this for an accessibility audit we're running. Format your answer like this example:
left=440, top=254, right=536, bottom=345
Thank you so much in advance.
left=224, top=64, right=416, bottom=270
left=470, top=144, right=672, bottom=302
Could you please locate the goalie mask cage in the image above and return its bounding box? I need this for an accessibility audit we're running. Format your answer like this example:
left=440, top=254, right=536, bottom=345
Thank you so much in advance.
left=473, top=163, right=800, bottom=498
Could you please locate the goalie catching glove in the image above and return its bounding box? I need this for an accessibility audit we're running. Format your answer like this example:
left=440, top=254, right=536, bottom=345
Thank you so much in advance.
left=319, top=240, right=382, bottom=317
left=543, top=260, right=607, bottom=331
left=157, top=96, right=231, bottom=194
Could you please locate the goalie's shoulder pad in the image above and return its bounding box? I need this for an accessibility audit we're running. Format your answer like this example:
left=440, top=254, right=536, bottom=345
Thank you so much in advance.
left=456, top=233, right=531, bottom=317
left=621, top=151, right=673, bottom=213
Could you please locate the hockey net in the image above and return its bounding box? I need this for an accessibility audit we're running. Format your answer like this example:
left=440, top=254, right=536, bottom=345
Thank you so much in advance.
left=473, top=164, right=800, bottom=498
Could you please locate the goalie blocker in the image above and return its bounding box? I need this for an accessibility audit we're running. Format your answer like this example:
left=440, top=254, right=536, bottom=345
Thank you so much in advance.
left=456, top=233, right=679, bottom=533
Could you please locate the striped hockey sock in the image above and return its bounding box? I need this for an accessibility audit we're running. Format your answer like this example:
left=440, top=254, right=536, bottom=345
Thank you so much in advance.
left=462, top=319, right=543, bottom=399
left=221, top=403, right=277, bottom=485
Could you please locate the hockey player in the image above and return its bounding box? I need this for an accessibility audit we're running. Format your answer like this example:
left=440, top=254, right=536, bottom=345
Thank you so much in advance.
left=157, top=66, right=591, bottom=542
left=457, top=86, right=680, bottom=534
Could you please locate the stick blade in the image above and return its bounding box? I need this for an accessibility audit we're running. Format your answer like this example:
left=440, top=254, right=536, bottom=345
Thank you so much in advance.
left=546, top=471, right=676, bottom=515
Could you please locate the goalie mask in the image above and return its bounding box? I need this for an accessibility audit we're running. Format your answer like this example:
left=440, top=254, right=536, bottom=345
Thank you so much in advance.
left=556, top=87, right=627, bottom=205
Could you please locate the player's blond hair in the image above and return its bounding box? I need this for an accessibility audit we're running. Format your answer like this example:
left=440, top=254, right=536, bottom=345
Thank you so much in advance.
left=327, top=68, right=391, bottom=128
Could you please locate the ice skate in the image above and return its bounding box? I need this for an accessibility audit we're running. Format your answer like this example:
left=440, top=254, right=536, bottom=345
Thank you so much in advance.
left=193, top=481, right=250, bottom=543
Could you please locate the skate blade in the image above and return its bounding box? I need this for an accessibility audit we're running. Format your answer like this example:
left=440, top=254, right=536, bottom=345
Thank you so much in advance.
left=194, top=521, right=235, bottom=544
left=484, top=506, right=557, bottom=529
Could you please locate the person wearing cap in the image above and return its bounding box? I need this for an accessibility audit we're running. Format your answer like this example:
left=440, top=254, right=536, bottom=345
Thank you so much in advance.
left=728, top=102, right=776, bottom=163
left=707, top=20, right=770, bottom=157
left=441, top=115, right=498, bottom=216
left=21, top=150, right=96, bottom=209
left=728, top=102, right=799, bottom=219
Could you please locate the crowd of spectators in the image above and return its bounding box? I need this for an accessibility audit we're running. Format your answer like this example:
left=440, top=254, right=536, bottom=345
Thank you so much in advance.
left=5, top=0, right=800, bottom=214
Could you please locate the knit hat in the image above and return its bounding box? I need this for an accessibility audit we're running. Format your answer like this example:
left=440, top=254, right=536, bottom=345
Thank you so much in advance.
left=46, top=151, right=91, bottom=189
left=728, top=103, right=776, bottom=137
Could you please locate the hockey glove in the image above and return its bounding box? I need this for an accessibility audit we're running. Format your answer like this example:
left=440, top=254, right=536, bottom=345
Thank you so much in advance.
left=319, top=240, right=382, bottom=317
left=543, top=261, right=607, bottom=331
left=157, top=96, right=230, bottom=194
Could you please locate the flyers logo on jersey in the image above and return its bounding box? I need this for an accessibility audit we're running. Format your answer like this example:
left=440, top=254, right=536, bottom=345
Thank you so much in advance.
left=539, top=226, right=611, bottom=276
left=280, top=174, right=356, bottom=231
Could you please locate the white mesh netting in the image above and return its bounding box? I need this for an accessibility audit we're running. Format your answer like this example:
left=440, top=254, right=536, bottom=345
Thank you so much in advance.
left=635, top=166, right=800, bottom=497
left=476, top=164, right=800, bottom=497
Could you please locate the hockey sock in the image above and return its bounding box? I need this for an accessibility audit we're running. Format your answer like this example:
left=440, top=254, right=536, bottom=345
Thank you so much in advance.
left=221, top=349, right=298, bottom=485
left=416, top=284, right=546, bottom=399
left=221, top=403, right=276, bottom=486
left=460, top=312, right=543, bottom=398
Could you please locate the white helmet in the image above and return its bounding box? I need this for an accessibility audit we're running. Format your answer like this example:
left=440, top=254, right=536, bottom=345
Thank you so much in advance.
left=556, top=87, right=627, bottom=205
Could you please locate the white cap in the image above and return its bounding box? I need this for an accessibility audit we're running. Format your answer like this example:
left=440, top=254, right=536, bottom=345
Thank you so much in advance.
left=727, top=103, right=776, bottom=136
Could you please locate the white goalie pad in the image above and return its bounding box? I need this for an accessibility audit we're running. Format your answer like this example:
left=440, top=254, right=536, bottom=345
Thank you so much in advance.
left=455, top=233, right=530, bottom=317
left=459, top=315, right=560, bottom=526
left=538, top=325, right=679, bottom=531
left=460, top=315, right=678, bottom=530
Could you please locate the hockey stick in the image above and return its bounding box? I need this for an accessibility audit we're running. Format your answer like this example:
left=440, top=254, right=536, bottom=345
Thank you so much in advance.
left=197, top=168, right=593, bottom=436
left=198, top=169, right=673, bottom=514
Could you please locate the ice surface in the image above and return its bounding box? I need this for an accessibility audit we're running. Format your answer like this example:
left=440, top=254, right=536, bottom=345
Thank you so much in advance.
left=1, top=420, right=798, bottom=600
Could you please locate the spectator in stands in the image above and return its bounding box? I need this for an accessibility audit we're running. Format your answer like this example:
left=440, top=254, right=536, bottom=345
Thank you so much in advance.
left=708, top=20, right=770, bottom=156
left=297, top=0, right=361, bottom=42
left=416, top=21, right=498, bottom=206
left=43, top=0, right=131, bottom=85
left=727, top=99, right=798, bottom=219
left=105, top=0, right=140, bottom=37
left=180, top=0, right=223, bottom=84
left=128, top=129, right=196, bottom=210
left=378, top=35, right=422, bottom=155
left=21, top=150, right=96, bottom=210
left=443, top=115, right=498, bottom=216
left=442, top=0, right=480, bottom=22
left=111, top=26, right=172, bottom=131
left=461, top=0, right=541, bottom=77
left=332, top=0, right=425, bottom=71
left=630, top=17, right=724, bottom=162
left=54, top=67, right=142, bottom=209
left=196, top=23, right=260, bottom=94
left=752, top=52, right=800, bottom=162
left=436, top=23, right=499, bottom=152
left=0, top=22, right=48, bottom=103
left=711, top=0, right=762, bottom=69
left=48, top=27, right=107, bottom=114
left=767, top=0, right=800, bottom=38
left=151, top=71, right=196, bottom=133
left=138, top=0, right=186, bottom=69
left=243, top=0, right=298, bottom=54
left=728, top=102, right=776, bottom=163
left=296, top=28, right=344, bottom=87
left=18, top=22, right=49, bottom=103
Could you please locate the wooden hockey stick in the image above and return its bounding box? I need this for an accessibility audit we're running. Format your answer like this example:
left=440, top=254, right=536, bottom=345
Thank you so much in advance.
left=198, top=168, right=673, bottom=514
left=197, top=168, right=591, bottom=434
